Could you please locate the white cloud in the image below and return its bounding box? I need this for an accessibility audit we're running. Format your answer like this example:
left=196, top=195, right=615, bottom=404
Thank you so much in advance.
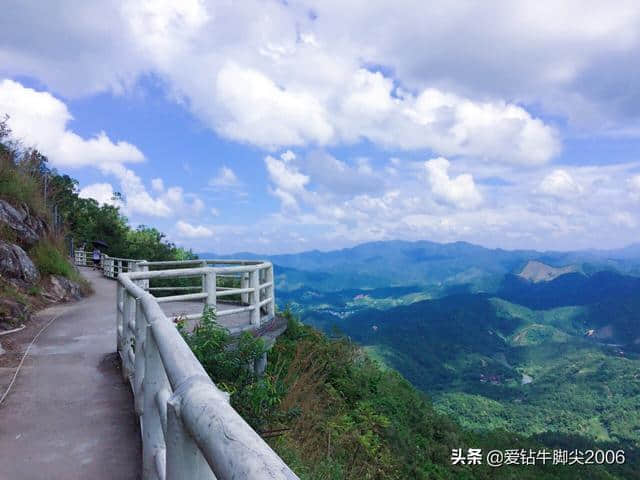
left=78, top=183, right=119, bottom=206
left=214, top=63, right=334, bottom=148
left=4, top=2, right=640, bottom=251
left=425, top=157, right=483, bottom=209
left=629, top=174, right=640, bottom=199
left=176, top=220, right=213, bottom=238
left=151, top=178, right=165, bottom=192
left=0, top=79, right=207, bottom=219
left=209, top=166, right=240, bottom=188
left=264, top=155, right=309, bottom=194
left=191, top=197, right=205, bottom=214
left=611, top=211, right=637, bottom=228
left=0, top=79, right=144, bottom=168
left=281, top=150, right=296, bottom=162
left=538, top=169, right=584, bottom=198
left=210, top=207, right=220, bottom=216
left=0, top=4, right=570, bottom=163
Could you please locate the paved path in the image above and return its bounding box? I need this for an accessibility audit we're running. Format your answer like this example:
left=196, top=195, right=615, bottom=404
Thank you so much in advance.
left=0, top=268, right=140, bottom=479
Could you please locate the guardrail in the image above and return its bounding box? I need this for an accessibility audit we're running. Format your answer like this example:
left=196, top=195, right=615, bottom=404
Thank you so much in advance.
left=74, top=249, right=90, bottom=266
left=74, top=250, right=143, bottom=279
left=139, top=260, right=275, bottom=327
left=117, top=268, right=296, bottom=479
left=74, top=253, right=275, bottom=326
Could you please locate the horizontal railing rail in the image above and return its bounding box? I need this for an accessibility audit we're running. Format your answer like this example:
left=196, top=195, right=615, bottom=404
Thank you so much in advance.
left=74, top=249, right=144, bottom=279
left=129, top=262, right=275, bottom=327
left=74, top=252, right=276, bottom=328
left=117, top=272, right=296, bottom=480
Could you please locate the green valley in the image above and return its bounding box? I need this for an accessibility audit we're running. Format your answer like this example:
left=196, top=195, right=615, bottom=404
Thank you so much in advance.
left=271, top=248, right=640, bottom=454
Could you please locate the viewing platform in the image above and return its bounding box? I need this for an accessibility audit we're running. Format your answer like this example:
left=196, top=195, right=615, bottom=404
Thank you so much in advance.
left=74, top=252, right=278, bottom=335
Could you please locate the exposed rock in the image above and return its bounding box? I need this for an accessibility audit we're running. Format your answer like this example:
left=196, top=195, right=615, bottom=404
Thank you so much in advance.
left=0, top=199, right=48, bottom=248
left=41, top=275, right=82, bottom=303
left=0, top=240, right=39, bottom=286
left=517, top=260, right=581, bottom=283
left=0, top=298, right=31, bottom=329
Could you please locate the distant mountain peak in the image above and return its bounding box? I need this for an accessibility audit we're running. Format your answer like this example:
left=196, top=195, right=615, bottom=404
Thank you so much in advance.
left=517, top=260, right=581, bottom=283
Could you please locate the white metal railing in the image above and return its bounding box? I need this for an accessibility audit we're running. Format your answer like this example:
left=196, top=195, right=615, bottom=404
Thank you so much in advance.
left=117, top=263, right=295, bottom=479
left=102, top=255, right=143, bottom=279
left=74, top=249, right=89, bottom=266
left=74, top=249, right=144, bottom=281
left=75, top=251, right=276, bottom=329
left=138, top=260, right=275, bottom=328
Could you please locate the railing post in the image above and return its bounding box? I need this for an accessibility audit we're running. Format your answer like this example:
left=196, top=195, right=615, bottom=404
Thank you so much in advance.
left=201, top=260, right=207, bottom=293
left=116, top=282, right=124, bottom=353
left=250, top=268, right=260, bottom=326
left=241, top=273, right=249, bottom=304
left=134, top=298, right=146, bottom=417
left=140, top=261, right=149, bottom=290
left=267, top=264, right=275, bottom=320
left=117, top=259, right=123, bottom=276
left=165, top=394, right=216, bottom=480
left=122, top=292, right=136, bottom=382
left=143, top=329, right=167, bottom=480
left=205, top=268, right=217, bottom=311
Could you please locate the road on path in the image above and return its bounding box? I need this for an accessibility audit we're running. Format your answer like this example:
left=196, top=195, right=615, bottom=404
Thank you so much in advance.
left=0, top=268, right=140, bottom=479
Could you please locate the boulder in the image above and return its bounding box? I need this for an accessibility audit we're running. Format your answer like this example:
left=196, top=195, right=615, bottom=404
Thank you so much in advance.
left=0, top=240, right=39, bottom=286
left=0, top=298, right=31, bottom=329
left=0, top=199, right=48, bottom=248
left=41, top=275, right=82, bottom=303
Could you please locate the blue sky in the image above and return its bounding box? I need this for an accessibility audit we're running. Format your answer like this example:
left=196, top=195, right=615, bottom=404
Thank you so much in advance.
left=1, top=1, right=640, bottom=254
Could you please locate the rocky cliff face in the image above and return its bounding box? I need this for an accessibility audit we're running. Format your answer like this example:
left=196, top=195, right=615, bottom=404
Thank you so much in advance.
left=0, top=199, right=48, bottom=248
left=0, top=240, right=39, bottom=287
left=0, top=198, right=83, bottom=331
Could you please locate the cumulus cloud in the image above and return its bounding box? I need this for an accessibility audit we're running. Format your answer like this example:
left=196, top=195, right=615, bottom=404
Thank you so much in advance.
left=176, top=220, right=213, bottom=238
left=4, top=2, right=640, bottom=251
left=630, top=174, right=640, bottom=199
left=425, top=157, right=483, bottom=209
left=0, top=3, right=570, bottom=164
left=215, top=63, right=335, bottom=148
left=256, top=148, right=640, bottom=251
left=337, top=71, right=560, bottom=165
left=0, top=79, right=206, bottom=219
left=538, top=169, right=584, bottom=198
left=209, top=166, right=241, bottom=188
left=0, top=79, right=144, bottom=168
left=264, top=152, right=311, bottom=210
left=79, top=183, right=119, bottom=206
left=151, top=178, right=165, bottom=192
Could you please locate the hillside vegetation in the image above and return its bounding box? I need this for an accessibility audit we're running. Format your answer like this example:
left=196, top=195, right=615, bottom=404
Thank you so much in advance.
left=184, top=307, right=638, bottom=479
left=291, top=271, right=640, bottom=451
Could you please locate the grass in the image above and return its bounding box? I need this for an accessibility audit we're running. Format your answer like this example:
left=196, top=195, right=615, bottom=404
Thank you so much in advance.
left=29, top=237, right=92, bottom=294
left=0, top=152, right=48, bottom=218
left=30, top=239, right=75, bottom=278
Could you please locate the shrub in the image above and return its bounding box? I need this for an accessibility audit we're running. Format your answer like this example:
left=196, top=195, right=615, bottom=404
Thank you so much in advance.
left=178, top=306, right=271, bottom=428
left=31, top=239, right=76, bottom=279
left=0, top=148, right=48, bottom=218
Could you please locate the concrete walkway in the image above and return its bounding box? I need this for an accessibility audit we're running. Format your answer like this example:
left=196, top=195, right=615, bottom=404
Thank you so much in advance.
left=0, top=268, right=140, bottom=479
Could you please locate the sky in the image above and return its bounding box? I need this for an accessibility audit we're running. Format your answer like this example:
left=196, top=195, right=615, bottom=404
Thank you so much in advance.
left=1, top=1, right=640, bottom=254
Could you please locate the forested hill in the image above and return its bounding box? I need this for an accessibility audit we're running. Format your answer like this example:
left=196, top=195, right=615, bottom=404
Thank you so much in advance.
left=306, top=268, right=640, bottom=457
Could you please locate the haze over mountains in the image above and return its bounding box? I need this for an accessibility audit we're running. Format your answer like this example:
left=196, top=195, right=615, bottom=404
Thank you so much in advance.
left=201, top=239, right=640, bottom=292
